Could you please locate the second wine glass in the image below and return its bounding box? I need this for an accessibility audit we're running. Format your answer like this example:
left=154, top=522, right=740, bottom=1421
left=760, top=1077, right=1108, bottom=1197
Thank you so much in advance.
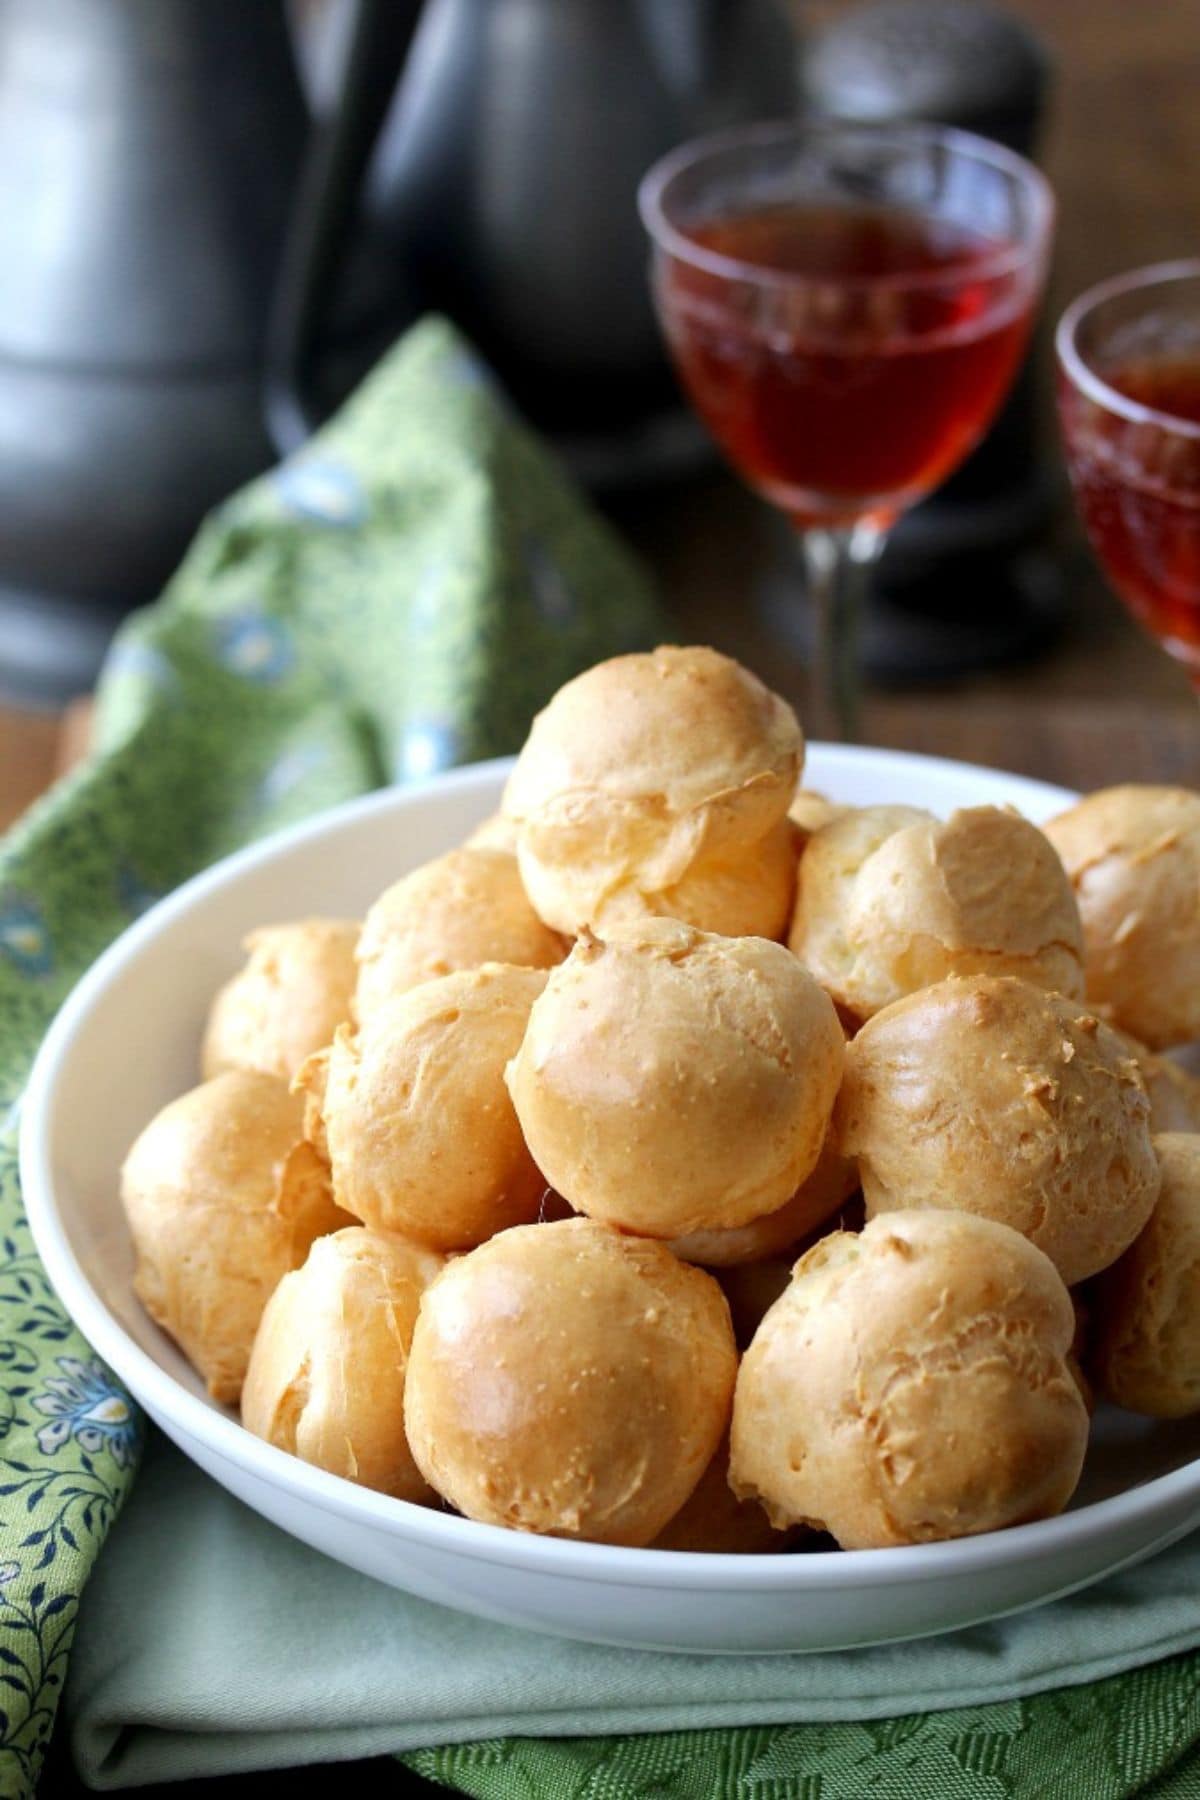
left=1057, top=261, right=1200, bottom=694
left=639, top=120, right=1054, bottom=738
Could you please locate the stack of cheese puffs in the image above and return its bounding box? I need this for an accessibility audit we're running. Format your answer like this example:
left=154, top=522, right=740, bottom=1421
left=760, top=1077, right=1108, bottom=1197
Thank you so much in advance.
left=121, top=647, right=1200, bottom=1551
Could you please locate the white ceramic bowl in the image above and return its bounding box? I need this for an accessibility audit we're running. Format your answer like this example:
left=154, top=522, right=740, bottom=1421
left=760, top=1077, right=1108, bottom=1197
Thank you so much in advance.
left=20, top=746, right=1200, bottom=1655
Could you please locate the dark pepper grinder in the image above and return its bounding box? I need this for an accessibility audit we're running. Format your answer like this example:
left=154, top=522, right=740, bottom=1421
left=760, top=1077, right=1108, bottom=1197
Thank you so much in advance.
left=803, top=0, right=1061, bottom=680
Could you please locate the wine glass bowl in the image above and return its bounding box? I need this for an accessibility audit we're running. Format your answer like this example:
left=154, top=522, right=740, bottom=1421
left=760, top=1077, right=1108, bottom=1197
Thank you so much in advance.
left=1057, top=261, right=1200, bottom=690
left=639, top=122, right=1053, bottom=736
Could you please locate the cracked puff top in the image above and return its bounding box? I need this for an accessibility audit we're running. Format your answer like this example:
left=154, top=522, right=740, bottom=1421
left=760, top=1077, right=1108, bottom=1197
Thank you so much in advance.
left=121, top=1069, right=349, bottom=1405
left=501, top=645, right=804, bottom=939
left=837, top=974, right=1160, bottom=1287
left=730, top=1210, right=1089, bottom=1549
left=202, top=918, right=360, bottom=1084
left=315, top=963, right=551, bottom=1253
left=789, top=804, right=1084, bottom=1024
left=242, top=1226, right=444, bottom=1501
left=1091, top=1134, right=1200, bottom=1419
left=1045, top=785, right=1200, bottom=1050
left=354, top=848, right=563, bottom=1023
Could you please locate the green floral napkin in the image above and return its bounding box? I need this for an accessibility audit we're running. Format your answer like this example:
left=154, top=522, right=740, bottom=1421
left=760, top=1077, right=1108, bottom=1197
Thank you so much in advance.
left=1, top=312, right=1199, bottom=1800
left=0, top=315, right=658, bottom=1796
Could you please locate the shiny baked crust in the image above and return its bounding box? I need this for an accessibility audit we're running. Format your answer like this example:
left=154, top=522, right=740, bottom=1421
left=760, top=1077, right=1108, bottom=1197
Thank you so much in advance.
left=122, top=1069, right=347, bottom=1404
left=838, top=974, right=1159, bottom=1286
left=202, top=918, right=360, bottom=1083
left=507, top=917, right=845, bottom=1237
left=501, top=645, right=804, bottom=937
left=1045, top=785, right=1200, bottom=1049
left=242, top=1226, right=444, bottom=1498
left=790, top=804, right=1083, bottom=1022
left=730, top=1210, right=1088, bottom=1548
left=1109, top=1030, right=1200, bottom=1134
left=404, top=1218, right=737, bottom=1546
left=355, top=847, right=563, bottom=1021
left=318, top=963, right=550, bottom=1252
left=668, top=1130, right=856, bottom=1268
left=1092, top=1133, right=1200, bottom=1417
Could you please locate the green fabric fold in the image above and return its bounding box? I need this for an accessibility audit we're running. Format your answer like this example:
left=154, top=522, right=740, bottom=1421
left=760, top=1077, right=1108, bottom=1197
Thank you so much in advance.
left=0, top=316, right=659, bottom=1796
left=63, top=1434, right=1200, bottom=1794
left=402, top=1676, right=1200, bottom=1800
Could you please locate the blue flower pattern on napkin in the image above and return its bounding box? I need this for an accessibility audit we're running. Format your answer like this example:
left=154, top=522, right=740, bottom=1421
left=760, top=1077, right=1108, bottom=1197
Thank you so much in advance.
left=214, top=614, right=295, bottom=684
left=0, top=903, right=51, bottom=981
left=31, top=1359, right=137, bottom=1469
left=274, top=459, right=368, bottom=528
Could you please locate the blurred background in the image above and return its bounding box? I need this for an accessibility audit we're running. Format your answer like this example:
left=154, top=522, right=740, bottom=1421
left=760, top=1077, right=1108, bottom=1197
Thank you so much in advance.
left=0, top=0, right=1196, bottom=827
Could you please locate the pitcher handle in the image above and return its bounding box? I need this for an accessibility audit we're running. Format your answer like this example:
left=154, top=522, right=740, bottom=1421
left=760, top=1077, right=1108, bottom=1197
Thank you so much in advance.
left=264, top=0, right=426, bottom=455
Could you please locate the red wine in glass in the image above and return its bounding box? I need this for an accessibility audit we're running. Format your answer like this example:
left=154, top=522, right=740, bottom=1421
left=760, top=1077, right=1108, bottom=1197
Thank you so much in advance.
left=640, top=124, right=1052, bottom=739
left=1059, top=334, right=1200, bottom=687
left=660, top=201, right=1035, bottom=532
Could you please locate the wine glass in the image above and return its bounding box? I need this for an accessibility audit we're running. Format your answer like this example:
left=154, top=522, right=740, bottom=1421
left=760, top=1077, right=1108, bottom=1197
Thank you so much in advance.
left=638, top=121, right=1054, bottom=739
left=1057, top=261, right=1200, bottom=692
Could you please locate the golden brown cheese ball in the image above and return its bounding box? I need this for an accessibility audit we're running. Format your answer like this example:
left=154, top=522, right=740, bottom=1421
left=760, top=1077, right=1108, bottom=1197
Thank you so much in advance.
left=355, top=847, right=563, bottom=1022
left=788, top=804, right=930, bottom=1006
left=1045, top=785, right=1200, bottom=1049
left=507, top=918, right=844, bottom=1238
left=790, top=804, right=1083, bottom=1023
left=202, top=919, right=359, bottom=1083
left=1091, top=1134, right=1200, bottom=1417
left=121, top=1070, right=348, bottom=1404
left=669, top=1131, right=856, bottom=1267
left=242, top=1226, right=444, bottom=1499
left=838, top=975, right=1158, bottom=1287
left=319, top=963, right=549, bottom=1252
left=651, top=1433, right=803, bottom=1553
left=404, top=1219, right=737, bottom=1546
left=501, top=645, right=804, bottom=938
left=730, top=1211, right=1088, bottom=1548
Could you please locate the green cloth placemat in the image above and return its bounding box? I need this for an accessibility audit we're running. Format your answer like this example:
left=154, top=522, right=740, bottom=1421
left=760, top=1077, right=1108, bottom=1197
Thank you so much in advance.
left=65, top=1433, right=1200, bottom=1795
left=405, top=1691, right=1200, bottom=1800
left=0, top=311, right=1197, bottom=1800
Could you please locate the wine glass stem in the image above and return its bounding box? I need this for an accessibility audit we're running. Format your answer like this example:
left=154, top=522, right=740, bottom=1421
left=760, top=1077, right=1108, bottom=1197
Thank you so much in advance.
left=801, top=521, right=885, bottom=743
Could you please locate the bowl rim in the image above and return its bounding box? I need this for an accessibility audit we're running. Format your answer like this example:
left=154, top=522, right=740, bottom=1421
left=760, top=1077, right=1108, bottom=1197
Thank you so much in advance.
left=21, top=745, right=1200, bottom=1594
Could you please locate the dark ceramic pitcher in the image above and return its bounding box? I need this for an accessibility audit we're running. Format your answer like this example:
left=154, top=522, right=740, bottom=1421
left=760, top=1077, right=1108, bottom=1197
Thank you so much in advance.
left=0, top=0, right=307, bottom=698
left=267, top=0, right=798, bottom=483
